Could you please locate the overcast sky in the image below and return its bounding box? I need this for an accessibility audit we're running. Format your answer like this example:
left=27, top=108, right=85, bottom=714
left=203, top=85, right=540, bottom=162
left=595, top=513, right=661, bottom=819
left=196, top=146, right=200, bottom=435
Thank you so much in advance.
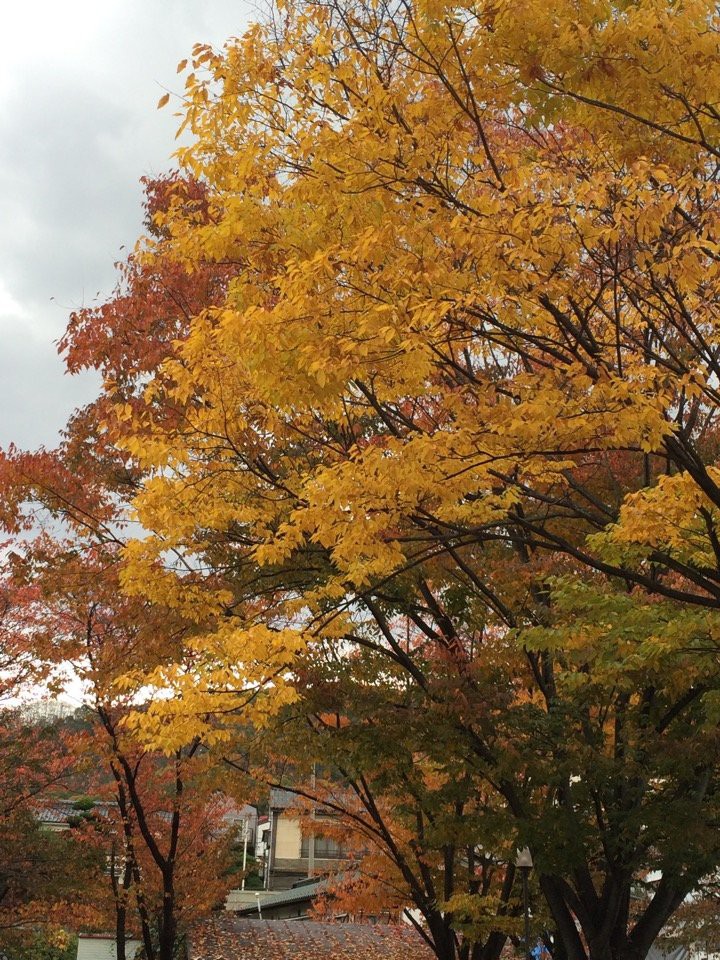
left=0, top=1, right=254, bottom=450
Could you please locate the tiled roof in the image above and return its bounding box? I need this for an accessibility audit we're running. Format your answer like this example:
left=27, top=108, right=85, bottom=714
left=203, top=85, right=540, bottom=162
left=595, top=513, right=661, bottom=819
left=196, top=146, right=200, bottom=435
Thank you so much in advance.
left=221, top=802, right=258, bottom=822
left=36, top=805, right=71, bottom=823
left=36, top=799, right=116, bottom=824
left=188, top=917, right=435, bottom=960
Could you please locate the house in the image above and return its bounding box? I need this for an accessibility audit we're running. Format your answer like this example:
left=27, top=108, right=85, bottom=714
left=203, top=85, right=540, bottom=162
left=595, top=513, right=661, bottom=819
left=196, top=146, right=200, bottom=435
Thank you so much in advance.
left=224, top=888, right=276, bottom=912
left=224, top=784, right=348, bottom=907
left=264, top=787, right=346, bottom=890
left=229, top=877, right=327, bottom=919
left=36, top=802, right=73, bottom=833
left=36, top=799, right=115, bottom=833
left=218, top=801, right=258, bottom=847
left=256, top=814, right=270, bottom=858
left=76, top=934, right=141, bottom=960
left=187, top=917, right=435, bottom=960
left=37, top=795, right=256, bottom=842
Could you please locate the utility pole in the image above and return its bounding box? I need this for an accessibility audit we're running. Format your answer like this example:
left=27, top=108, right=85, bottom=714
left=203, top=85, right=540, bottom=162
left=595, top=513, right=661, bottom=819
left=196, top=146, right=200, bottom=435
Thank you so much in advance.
left=516, top=847, right=533, bottom=960
left=308, top=764, right=316, bottom=878
left=240, top=818, right=249, bottom=891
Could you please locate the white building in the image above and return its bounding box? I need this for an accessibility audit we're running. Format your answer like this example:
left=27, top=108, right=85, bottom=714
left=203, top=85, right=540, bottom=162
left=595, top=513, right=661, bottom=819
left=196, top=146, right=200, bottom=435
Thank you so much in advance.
left=76, top=935, right=141, bottom=960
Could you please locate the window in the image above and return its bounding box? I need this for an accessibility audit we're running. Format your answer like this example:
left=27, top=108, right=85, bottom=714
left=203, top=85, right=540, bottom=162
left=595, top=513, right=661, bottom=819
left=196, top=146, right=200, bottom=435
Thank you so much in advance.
left=300, top=834, right=346, bottom=859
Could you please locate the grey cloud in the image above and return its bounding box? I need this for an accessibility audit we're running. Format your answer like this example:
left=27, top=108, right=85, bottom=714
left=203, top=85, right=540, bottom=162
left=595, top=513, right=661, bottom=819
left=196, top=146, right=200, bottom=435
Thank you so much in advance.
left=0, top=80, right=141, bottom=308
left=0, top=0, right=254, bottom=449
left=0, top=319, right=99, bottom=450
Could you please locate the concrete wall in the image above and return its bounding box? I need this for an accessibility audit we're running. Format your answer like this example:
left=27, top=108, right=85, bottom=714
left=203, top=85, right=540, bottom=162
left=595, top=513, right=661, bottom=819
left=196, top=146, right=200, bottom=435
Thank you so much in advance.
left=274, top=816, right=302, bottom=859
left=77, top=937, right=142, bottom=960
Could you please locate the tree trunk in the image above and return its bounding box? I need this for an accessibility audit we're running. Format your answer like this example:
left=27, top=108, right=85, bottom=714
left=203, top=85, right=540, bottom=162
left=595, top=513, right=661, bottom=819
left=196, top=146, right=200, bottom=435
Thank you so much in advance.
left=427, top=912, right=460, bottom=960
left=477, top=932, right=509, bottom=960
left=157, top=873, right=177, bottom=960
left=114, top=847, right=134, bottom=960
left=543, top=871, right=688, bottom=960
left=115, top=905, right=126, bottom=960
left=550, top=929, right=569, bottom=960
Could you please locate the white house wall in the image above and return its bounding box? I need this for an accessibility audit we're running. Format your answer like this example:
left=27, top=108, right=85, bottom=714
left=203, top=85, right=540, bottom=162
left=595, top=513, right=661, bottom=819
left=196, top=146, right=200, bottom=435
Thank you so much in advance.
left=77, top=936, right=142, bottom=960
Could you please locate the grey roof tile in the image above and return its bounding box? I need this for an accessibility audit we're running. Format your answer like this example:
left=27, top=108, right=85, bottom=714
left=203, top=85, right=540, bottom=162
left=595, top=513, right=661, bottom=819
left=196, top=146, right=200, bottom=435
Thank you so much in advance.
left=188, top=917, right=435, bottom=960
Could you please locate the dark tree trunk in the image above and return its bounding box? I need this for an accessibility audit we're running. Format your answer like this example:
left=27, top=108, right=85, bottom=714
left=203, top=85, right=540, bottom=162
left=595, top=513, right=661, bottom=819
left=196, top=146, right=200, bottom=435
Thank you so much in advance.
left=116, top=905, right=127, bottom=960
left=113, top=845, right=134, bottom=960
left=549, top=929, right=569, bottom=960
left=541, top=871, right=688, bottom=960
left=157, top=874, right=177, bottom=960
left=427, top=913, right=460, bottom=960
left=478, top=932, right=509, bottom=960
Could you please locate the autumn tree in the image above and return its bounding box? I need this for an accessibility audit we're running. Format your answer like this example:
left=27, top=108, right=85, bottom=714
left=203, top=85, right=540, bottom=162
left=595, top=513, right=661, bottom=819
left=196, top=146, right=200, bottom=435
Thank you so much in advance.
left=234, top=642, right=528, bottom=960
left=657, top=875, right=720, bottom=957
left=66, top=714, right=236, bottom=960
left=0, top=806, right=104, bottom=950
left=2, top=2, right=720, bottom=959
left=0, top=315, right=243, bottom=958
left=0, top=712, right=105, bottom=950
left=0, top=582, right=102, bottom=947
left=0, top=529, right=245, bottom=960
left=57, top=3, right=720, bottom=960
left=0, top=172, right=295, bottom=957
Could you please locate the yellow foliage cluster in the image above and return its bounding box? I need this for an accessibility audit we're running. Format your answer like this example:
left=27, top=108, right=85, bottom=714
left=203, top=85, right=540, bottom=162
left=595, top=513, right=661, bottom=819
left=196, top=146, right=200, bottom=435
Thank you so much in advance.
left=118, top=0, right=720, bottom=736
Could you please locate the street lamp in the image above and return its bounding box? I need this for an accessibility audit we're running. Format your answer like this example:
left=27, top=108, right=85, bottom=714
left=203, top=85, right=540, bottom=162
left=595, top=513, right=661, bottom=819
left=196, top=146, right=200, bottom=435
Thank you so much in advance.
left=516, top=847, right=533, bottom=960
